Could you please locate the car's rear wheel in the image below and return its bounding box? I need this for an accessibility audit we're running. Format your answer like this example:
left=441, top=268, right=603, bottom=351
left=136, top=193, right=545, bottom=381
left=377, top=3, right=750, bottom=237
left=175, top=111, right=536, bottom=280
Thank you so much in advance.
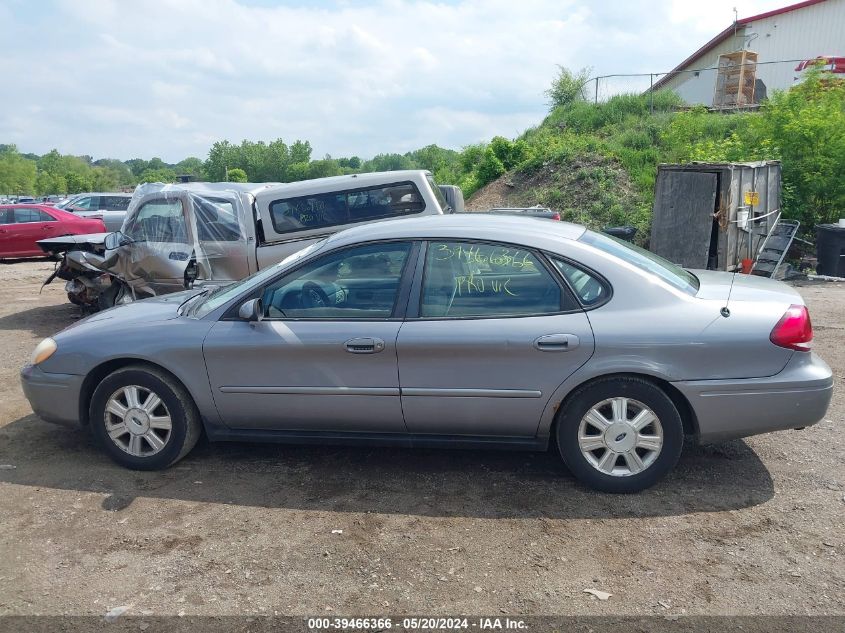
left=90, top=365, right=201, bottom=470
left=556, top=376, right=683, bottom=493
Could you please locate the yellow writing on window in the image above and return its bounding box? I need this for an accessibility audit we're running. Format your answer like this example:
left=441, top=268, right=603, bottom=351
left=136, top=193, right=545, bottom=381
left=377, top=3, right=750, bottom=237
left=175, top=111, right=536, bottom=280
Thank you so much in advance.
left=435, top=243, right=535, bottom=271
left=454, top=274, right=517, bottom=297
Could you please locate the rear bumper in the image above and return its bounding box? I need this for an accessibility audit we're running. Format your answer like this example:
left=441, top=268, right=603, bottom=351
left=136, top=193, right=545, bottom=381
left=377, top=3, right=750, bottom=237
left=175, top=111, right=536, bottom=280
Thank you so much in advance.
left=673, top=352, right=834, bottom=443
left=20, top=364, right=84, bottom=427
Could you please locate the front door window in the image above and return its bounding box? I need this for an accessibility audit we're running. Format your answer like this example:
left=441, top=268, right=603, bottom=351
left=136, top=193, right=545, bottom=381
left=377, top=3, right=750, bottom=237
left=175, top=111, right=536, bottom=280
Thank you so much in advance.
left=123, top=199, right=188, bottom=243
left=261, top=242, right=412, bottom=319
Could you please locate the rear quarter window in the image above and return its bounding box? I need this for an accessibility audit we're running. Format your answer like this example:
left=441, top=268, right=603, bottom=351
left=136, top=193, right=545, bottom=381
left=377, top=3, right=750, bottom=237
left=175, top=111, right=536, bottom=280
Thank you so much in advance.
left=552, top=259, right=609, bottom=306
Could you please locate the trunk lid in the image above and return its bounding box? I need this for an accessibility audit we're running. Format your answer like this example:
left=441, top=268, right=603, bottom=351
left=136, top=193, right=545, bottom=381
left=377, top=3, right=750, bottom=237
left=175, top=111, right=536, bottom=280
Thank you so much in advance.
left=692, top=269, right=804, bottom=305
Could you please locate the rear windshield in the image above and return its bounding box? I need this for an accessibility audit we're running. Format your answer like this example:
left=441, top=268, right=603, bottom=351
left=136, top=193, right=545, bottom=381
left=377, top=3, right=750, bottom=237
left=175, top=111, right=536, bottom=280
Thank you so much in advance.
left=580, top=231, right=699, bottom=295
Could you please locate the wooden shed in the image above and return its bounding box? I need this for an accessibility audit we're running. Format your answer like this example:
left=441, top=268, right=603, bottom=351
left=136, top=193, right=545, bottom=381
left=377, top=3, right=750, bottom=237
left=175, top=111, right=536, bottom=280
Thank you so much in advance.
left=649, top=161, right=781, bottom=271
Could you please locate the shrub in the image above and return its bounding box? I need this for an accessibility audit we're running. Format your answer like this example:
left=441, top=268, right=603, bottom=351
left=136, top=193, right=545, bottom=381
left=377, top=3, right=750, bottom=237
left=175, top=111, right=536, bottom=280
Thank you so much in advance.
left=227, top=167, right=248, bottom=183
left=545, top=66, right=591, bottom=109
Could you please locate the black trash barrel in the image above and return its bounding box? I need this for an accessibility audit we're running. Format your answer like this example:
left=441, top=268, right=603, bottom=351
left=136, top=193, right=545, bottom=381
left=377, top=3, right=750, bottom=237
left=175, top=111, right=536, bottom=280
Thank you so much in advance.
left=816, top=224, right=845, bottom=277
left=603, top=226, right=637, bottom=242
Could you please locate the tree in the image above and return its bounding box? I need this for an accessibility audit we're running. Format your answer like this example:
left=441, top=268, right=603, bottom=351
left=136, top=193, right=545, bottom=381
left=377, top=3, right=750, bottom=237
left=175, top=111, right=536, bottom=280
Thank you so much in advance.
left=546, top=66, right=591, bottom=110
left=65, top=171, right=93, bottom=194
left=175, top=157, right=205, bottom=179
left=0, top=146, right=37, bottom=194
left=489, top=136, right=530, bottom=170
left=204, top=141, right=237, bottom=181
left=476, top=147, right=506, bottom=185
left=138, top=168, right=176, bottom=184
left=227, top=167, right=248, bottom=183
left=289, top=140, right=312, bottom=165
left=306, top=159, right=342, bottom=179
left=753, top=71, right=845, bottom=226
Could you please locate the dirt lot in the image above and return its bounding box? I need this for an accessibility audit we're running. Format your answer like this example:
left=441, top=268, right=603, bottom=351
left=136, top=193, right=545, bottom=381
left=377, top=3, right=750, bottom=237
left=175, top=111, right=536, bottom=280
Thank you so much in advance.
left=0, top=259, right=842, bottom=618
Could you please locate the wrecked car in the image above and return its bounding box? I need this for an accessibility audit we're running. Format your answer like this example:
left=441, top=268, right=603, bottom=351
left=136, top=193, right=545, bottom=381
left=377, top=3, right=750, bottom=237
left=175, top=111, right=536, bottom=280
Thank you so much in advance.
left=38, top=171, right=452, bottom=309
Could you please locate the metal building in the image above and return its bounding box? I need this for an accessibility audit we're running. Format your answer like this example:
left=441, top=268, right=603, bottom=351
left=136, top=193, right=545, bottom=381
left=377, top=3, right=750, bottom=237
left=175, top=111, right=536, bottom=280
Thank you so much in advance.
left=650, top=161, right=782, bottom=272
left=651, top=0, right=845, bottom=106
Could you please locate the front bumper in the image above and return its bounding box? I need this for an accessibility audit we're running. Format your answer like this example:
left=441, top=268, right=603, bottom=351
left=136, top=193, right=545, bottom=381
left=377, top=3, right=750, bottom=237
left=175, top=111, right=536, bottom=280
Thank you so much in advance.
left=20, top=364, right=84, bottom=428
left=673, top=352, right=834, bottom=443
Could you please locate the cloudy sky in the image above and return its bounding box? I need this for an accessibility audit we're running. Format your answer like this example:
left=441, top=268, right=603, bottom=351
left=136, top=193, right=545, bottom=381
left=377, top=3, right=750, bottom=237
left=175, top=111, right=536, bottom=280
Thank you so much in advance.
left=0, top=0, right=789, bottom=162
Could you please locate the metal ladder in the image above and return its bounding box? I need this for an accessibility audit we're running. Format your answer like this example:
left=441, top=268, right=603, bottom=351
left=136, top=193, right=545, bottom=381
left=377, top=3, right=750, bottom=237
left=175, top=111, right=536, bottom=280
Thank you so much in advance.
left=751, top=217, right=800, bottom=278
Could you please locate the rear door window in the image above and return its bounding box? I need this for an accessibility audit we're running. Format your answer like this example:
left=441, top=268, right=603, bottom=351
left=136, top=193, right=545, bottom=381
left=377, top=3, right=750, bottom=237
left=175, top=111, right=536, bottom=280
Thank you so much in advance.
left=13, top=208, right=53, bottom=223
left=194, top=197, right=243, bottom=242
left=101, top=196, right=131, bottom=211
left=420, top=241, right=575, bottom=318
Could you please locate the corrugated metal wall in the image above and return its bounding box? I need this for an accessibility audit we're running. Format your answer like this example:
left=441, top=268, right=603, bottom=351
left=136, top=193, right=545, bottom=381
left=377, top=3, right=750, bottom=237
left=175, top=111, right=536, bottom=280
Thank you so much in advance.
left=660, top=0, right=845, bottom=105
left=748, top=0, right=845, bottom=94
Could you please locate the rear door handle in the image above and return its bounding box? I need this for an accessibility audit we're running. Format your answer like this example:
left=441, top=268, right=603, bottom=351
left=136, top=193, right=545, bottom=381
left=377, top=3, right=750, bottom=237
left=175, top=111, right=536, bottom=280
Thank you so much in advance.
left=534, top=334, right=579, bottom=352
left=344, top=337, right=385, bottom=354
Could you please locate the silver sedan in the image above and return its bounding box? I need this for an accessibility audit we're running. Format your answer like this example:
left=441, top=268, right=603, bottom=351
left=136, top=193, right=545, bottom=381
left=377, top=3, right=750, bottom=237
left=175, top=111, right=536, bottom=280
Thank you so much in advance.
left=21, top=215, right=833, bottom=493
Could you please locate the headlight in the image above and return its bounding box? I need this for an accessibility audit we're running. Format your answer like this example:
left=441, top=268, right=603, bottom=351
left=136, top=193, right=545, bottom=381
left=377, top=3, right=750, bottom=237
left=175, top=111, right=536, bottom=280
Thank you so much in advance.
left=31, top=338, right=57, bottom=365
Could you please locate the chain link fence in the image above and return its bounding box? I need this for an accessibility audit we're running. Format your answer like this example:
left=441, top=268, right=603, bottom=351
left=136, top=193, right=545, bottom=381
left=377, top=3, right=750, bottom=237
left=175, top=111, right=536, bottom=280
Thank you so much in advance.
left=584, top=58, right=817, bottom=108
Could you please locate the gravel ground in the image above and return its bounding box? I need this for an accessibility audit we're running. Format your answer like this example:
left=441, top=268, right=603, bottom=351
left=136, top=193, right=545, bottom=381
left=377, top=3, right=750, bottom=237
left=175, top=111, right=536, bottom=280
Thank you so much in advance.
left=0, top=259, right=842, bottom=618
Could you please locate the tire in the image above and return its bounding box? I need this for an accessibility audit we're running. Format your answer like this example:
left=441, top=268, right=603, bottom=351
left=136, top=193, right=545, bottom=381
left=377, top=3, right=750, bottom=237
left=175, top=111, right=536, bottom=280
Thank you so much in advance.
left=555, top=376, right=683, bottom=493
left=89, top=365, right=202, bottom=470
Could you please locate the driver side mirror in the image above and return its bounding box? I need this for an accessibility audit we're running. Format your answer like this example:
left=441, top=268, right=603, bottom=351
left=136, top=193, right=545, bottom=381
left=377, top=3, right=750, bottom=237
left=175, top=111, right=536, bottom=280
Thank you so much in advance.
left=104, top=231, right=130, bottom=250
left=238, top=298, right=263, bottom=322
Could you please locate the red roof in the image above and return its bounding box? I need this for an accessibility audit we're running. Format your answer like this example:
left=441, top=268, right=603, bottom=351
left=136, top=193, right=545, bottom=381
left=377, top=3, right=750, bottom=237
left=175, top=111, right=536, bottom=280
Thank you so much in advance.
left=652, top=0, right=829, bottom=90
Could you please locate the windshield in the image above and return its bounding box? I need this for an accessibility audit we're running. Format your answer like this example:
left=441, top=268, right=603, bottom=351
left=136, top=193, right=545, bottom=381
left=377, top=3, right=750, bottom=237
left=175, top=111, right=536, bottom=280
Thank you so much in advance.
left=580, top=231, right=700, bottom=295
left=427, top=176, right=450, bottom=213
left=55, top=196, right=80, bottom=210
left=189, top=239, right=326, bottom=318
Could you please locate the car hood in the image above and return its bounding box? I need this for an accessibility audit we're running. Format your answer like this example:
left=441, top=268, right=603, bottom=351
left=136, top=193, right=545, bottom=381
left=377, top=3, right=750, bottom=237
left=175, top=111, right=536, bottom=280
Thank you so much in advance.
left=692, top=270, right=804, bottom=304
left=37, top=232, right=110, bottom=255
left=57, top=290, right=199, bottom=337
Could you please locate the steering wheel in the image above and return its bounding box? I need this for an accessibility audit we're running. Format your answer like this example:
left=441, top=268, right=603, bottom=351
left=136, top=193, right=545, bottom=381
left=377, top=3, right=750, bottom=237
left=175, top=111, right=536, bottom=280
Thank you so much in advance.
left=301, top=281, right=331, bottom=309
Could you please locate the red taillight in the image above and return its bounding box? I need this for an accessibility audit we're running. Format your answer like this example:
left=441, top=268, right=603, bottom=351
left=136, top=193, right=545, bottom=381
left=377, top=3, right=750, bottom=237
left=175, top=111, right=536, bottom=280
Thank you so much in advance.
left=550, top=212, right=561, bottom=221
left=770, top=304, right=813, bottom=351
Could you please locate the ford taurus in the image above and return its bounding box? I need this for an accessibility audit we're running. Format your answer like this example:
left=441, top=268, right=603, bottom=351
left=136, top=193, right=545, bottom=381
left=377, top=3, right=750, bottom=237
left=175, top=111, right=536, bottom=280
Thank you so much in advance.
left=21, top=215, right=833, bottom=492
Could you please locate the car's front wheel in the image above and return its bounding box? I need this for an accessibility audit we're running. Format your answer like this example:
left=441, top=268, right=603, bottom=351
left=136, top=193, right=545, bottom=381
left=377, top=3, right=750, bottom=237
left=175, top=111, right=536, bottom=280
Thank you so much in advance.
left=556, top=376, right=684, bottom=493
left=90, top=365, right=201, bottom=470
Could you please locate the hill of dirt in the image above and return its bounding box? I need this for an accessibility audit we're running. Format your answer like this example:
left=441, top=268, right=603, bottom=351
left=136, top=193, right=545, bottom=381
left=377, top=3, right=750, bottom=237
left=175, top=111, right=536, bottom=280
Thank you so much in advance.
left=465, top=153, right=646, bottom=237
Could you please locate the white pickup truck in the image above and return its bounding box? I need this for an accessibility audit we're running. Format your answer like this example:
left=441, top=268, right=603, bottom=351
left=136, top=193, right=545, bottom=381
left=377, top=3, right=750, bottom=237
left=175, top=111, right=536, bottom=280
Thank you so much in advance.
left=39, top=170, right=453, bottom=308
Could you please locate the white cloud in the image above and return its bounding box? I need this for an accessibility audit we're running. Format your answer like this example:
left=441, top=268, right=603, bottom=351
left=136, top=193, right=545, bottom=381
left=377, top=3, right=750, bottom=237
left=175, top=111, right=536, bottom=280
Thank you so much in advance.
left=0, top=0, right=790, bottom=162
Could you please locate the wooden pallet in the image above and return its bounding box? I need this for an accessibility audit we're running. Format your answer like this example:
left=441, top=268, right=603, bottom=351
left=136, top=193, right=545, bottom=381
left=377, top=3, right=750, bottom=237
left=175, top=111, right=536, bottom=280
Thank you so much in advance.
left=713, top=50, right=758, bottom=108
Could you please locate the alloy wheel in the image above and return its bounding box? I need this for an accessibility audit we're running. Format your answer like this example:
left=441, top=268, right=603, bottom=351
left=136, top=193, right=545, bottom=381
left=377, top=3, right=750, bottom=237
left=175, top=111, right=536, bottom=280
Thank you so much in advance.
left=104, top=385, right=173, bottom=457
left=577, top=397, right=663, bottom=477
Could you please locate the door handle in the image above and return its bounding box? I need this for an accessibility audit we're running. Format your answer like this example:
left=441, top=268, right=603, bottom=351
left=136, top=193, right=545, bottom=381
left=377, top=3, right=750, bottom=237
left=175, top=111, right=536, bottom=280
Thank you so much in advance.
left=41, top=225, right=54, bottom=230
left=534, top=334, right=579, bottom=352
left=344, top=337, right=385, bottom=354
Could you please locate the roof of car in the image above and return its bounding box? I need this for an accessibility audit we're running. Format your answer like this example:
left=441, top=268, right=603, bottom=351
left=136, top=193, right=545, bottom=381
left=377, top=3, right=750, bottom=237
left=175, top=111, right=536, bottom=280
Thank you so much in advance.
left=259, top=170, right=432, bottom=199
left=174, top=182, right=281, bottom=195
left=0, top=203, right=55, bottom=209
left=67, top=192, right=132, bottom=197
left=325, top=213, right=587, bottom=248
